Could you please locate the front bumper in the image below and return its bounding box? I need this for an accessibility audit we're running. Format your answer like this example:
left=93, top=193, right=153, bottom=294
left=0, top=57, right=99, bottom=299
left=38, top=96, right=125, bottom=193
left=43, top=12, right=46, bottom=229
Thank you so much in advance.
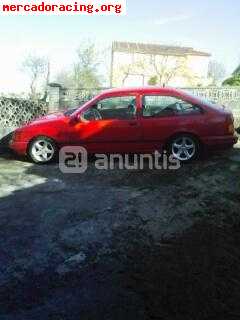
left=9, top=140, right=28, bottom=155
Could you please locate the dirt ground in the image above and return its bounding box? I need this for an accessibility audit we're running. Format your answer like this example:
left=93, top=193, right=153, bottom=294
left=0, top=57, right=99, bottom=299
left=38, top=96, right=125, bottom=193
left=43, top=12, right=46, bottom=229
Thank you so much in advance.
left=0, top=141, right=240, bottom=320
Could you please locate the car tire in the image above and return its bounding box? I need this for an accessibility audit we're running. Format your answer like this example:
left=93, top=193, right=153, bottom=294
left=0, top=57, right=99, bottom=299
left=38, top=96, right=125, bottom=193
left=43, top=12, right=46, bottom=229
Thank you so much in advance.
left=28, top=136, right=57, bottom=164
left=167, top=134, right=200, bottom=162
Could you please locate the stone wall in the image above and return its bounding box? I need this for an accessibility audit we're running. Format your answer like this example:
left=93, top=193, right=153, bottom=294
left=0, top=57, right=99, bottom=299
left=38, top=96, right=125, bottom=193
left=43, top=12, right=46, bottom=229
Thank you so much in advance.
left=47, top=83, right=108, bottom=110
left=0, top=97, right=47, bottom=140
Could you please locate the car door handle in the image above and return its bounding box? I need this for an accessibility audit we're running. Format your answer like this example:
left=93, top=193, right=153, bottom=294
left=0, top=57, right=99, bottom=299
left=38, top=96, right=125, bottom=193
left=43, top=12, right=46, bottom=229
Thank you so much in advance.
left=128, top=121, right=138, bottom=126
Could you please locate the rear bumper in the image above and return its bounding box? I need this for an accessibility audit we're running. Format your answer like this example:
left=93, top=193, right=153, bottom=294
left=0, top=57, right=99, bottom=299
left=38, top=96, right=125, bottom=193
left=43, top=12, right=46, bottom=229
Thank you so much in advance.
left=202, top=135, right=238, bottom=149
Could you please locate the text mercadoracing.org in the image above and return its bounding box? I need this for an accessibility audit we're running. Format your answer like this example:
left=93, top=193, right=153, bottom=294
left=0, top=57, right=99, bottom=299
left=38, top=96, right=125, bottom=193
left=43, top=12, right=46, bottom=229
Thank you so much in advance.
left=0, top=0, right=126, bottom=15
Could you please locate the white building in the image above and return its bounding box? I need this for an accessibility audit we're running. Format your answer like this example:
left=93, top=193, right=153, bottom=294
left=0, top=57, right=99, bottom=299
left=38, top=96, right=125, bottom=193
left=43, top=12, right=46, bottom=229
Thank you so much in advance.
left=110, top=41, right=211, bottom=87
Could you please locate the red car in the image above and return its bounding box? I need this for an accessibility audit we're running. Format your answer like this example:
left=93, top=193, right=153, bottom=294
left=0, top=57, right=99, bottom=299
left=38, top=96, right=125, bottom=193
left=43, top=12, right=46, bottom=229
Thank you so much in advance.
left=10, top=87, right=238, bottom=163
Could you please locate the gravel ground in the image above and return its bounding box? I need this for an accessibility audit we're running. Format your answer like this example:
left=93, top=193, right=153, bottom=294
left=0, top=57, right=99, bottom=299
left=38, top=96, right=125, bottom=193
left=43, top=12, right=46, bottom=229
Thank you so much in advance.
left=0, top=142, right=240, bottom=320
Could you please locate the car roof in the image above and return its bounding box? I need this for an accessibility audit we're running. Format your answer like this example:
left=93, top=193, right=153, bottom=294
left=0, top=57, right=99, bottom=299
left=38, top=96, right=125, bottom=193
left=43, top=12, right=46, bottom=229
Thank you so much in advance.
left=100, top=86, right=185, bottom=96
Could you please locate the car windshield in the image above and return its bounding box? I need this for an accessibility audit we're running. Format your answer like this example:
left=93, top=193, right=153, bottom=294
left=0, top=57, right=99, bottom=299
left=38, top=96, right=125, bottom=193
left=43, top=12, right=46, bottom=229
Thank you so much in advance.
left=63, top=95, right=100, bottom=116
left=64, top=107, right=78, bottom=116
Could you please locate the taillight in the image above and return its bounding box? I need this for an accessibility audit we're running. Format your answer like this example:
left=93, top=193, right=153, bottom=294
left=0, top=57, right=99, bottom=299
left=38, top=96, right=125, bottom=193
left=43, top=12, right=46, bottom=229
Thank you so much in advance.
left=226, top=114, right=235, bottom=135
left=228, top=124, right=235, bottom=134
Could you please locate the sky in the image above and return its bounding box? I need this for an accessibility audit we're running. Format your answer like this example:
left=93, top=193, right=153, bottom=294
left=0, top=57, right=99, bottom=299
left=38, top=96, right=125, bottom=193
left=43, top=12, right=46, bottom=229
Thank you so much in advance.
left=0, top=0, right=240, bottom=93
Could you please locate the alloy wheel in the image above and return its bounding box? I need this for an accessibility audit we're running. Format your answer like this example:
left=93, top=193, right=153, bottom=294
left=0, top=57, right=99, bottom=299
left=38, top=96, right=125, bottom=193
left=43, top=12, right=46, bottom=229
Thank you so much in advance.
left=31, top=139, right=55, bottom=163
left=171, top=136, right=196, bottom=161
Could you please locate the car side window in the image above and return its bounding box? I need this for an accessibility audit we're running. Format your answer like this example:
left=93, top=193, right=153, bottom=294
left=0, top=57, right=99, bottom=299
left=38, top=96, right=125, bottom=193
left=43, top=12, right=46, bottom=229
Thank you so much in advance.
left=81, top=108, right=102, bottom=121
left=82, top=96, right=137, bottom=121
left=143, top=95, right=201, bottom=117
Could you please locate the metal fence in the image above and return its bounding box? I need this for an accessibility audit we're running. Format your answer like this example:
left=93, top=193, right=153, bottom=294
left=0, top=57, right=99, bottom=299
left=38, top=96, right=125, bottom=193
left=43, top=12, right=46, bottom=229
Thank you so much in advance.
left=184, top=87, right=240, bottom=101
left=184, top=87, right=240, bottom=126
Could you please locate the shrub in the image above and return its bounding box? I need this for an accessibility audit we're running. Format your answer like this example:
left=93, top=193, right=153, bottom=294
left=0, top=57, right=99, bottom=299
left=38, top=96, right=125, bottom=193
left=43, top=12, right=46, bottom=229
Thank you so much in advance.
left=148, top=76, right=158, bottom=86
left=222, top=76, right=240, bottom=86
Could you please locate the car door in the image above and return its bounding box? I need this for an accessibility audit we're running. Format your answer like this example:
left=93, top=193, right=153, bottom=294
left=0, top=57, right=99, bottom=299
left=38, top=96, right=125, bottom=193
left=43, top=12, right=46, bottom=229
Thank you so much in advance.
left=140, top=94, right=205, bottom=149
left=69, top=94, right=142, bottom=153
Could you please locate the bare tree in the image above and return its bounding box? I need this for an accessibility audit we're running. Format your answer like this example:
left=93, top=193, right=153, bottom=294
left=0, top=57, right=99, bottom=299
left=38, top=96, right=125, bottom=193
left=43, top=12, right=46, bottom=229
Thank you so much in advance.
left=112, top=52, right=185, bottom=87
left=21, top=54, right=49, bottom=99
left=121, top=63, right=134, bottom=86
left=41, top=60, right=51, bottom=101
left=150, top=55, right=187, bottom=86
left=116, top=53, right=147, bottom=86
left=208, top=60, right=226, bottom=85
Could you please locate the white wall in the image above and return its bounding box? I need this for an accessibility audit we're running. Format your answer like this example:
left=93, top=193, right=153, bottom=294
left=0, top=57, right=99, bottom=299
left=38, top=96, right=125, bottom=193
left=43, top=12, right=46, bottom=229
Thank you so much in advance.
left=112, top=51, right=210, bottom=87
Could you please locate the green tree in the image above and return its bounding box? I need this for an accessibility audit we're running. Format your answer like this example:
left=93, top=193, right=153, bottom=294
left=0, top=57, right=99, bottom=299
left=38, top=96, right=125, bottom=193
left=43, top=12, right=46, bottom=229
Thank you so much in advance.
left=222, top=76, right=240, bottom=86
left=148, top=76, right=158, bottom=85
left=233, top=64, right=240, bottom=76
left=74, top=41, right=101, bottom=88
left=222, top=62, right=240, bottom=86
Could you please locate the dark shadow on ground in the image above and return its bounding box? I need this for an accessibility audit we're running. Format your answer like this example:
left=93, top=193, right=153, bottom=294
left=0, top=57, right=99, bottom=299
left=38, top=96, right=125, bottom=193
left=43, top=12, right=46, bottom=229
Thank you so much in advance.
left=2, top=219, right=240, bottom=320
left=0, top=132, right=16, bottom=160
left=0, top=132, right=12, bottom=150
left=0, top=147, right=240, bottom=319
left=0, top=132, right=31, bottom=162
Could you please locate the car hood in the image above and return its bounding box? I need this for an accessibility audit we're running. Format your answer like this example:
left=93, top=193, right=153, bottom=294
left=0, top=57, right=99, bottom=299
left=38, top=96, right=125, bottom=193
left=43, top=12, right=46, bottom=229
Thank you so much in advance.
left=28, top=112, right=66, bottom=125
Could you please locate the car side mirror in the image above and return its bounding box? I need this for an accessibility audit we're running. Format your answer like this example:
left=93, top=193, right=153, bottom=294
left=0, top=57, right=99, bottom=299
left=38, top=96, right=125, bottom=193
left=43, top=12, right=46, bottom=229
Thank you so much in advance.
left=76, top=113, right=82, bottom=122
left=70, top=113, right=82, bottom=124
